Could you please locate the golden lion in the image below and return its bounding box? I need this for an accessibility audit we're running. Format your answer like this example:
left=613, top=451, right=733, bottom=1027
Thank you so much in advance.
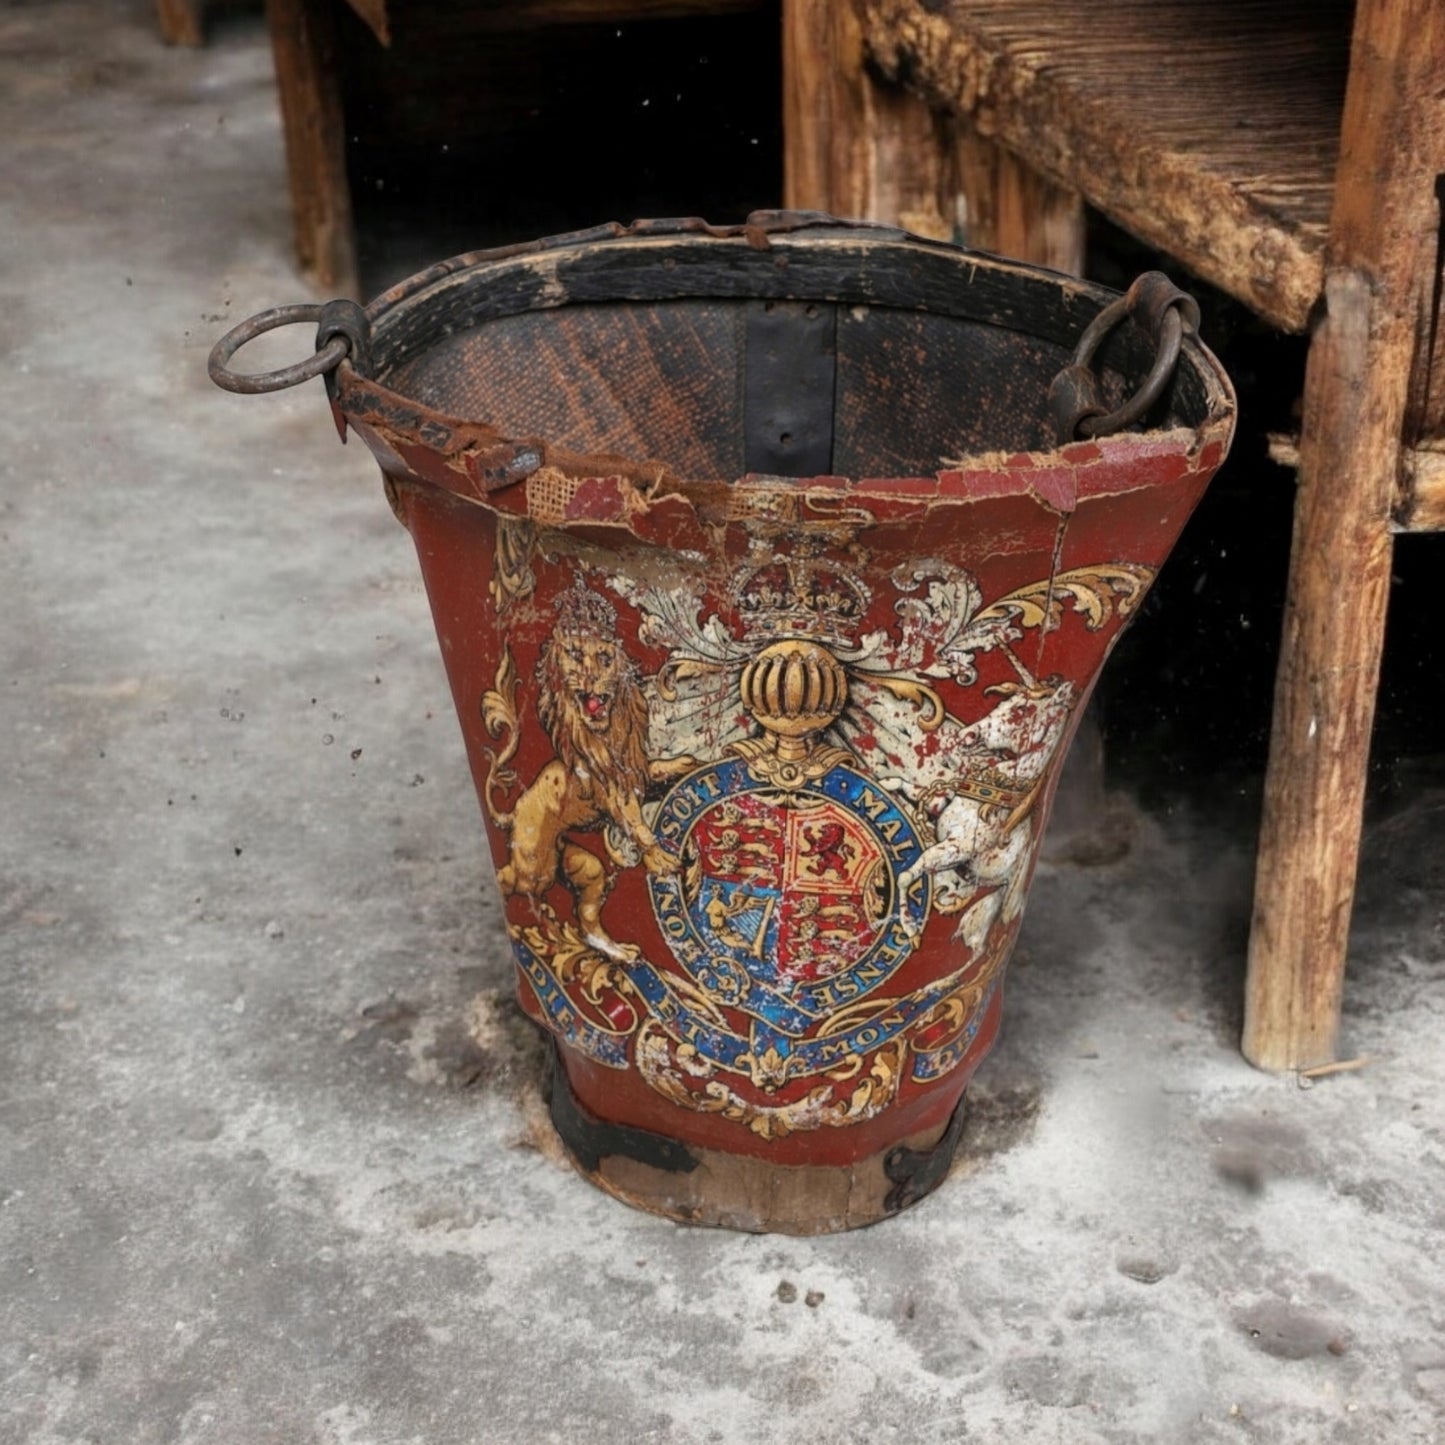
left=492, top=586, right=694, bottom=960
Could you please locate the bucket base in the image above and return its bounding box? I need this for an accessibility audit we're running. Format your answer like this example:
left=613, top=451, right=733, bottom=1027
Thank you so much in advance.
left=546, top=1046, right=969, bottom=1234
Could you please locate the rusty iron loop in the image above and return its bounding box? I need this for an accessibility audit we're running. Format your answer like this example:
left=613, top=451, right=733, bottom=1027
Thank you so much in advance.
left=1074, top=300, right=1182, bottom=438
left=208, top=303, right=350, bottom=395
left=1049, top=274, right=1199, bottom=443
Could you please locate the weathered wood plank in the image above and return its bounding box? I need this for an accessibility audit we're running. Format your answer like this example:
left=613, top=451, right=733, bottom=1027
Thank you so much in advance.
left=782, top=0, right=954, bottom=236
left=783, top=0, right=1088, bottom=268
left=954, top=127, right=1083, bottom=274
left=1243, top=0, right=1445, bottom=1070
left=780, top=0, right=836, bottom=213
left=1271, top=435, right=1445, bottom=535
left=859, top=0, right=1347, bottom=332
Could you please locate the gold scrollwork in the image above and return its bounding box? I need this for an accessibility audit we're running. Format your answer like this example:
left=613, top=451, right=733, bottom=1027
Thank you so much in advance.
left=481, top=649, right=520, bottom=829
left=913, top=951, right=1008, bottom=1048
left=488, top=516, right=537, bottom=613
left=636, top=1022, right=906, bottom=1140
left=974, top=562, right=1156, bottom=634
left=728, top=737, right=854, bottom=791
left=514, top=920, right=642, bottom=1038
left=863, top=673, right=946, bottom=730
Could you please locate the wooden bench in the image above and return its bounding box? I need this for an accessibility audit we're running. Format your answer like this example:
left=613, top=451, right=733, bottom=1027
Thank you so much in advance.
left=780, top=0, right=1444, bottom=1069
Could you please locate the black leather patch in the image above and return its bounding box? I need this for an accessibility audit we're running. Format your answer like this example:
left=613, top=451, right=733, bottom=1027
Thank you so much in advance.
left=744, top=299, right=837, bottom=478
left=883, top=1092, right=970, bottom=1214
left=547, top=1044, right=700, bottom=1176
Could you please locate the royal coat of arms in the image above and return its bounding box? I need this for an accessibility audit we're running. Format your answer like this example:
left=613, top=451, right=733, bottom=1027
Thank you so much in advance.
left=479, top=499, right=1151, bottom=1141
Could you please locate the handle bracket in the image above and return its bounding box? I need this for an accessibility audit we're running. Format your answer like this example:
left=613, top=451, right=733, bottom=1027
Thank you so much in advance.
left=1048, top=273, right=1200, bottom=444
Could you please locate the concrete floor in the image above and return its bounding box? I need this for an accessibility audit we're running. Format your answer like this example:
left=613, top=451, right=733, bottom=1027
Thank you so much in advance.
left=3, top=6, right=1444, bottom=1442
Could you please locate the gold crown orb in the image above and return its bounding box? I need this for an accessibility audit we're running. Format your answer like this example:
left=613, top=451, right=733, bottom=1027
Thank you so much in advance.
left=739, top=640, right=849, bottom=762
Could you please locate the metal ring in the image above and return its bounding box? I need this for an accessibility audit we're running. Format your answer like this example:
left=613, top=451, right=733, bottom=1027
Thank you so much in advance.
left=1072, top=300, right=1184, bottom=440
left=208, top=304, right=350, bottom=394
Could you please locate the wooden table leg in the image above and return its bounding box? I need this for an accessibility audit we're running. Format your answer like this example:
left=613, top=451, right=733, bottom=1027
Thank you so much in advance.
left=265, top=0, right=358, bottom=295
left=1242, top=279, right=1398, bottom=1071
left=1243, top=0, right=1443, bottom=1071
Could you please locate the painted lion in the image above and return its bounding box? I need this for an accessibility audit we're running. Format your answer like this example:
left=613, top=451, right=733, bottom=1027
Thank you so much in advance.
left=494, top=584, right=694, bottom=960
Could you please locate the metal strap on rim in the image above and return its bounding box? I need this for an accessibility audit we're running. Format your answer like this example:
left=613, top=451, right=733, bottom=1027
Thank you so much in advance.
left=1047, top=272, right=1201, bottom=444
left=208, top=301, right=369, bottom=394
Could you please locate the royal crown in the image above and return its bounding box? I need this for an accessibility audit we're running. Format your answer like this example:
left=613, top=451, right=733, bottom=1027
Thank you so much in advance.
left=731, top=554, right=870, bottom=647
left=554, top=578, right=618, bottom=638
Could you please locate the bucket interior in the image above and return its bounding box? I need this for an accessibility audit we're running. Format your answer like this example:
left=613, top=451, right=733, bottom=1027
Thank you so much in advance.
left=371, top=234, right=1218, bottom=481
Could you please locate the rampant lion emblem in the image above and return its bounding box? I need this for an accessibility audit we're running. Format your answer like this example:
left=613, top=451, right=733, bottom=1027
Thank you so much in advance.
left=485, top=584, right=694, bottom=960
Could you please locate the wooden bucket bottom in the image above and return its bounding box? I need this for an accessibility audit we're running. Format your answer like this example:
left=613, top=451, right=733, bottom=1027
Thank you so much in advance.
left=546, top=1045, right=968, bottom=1234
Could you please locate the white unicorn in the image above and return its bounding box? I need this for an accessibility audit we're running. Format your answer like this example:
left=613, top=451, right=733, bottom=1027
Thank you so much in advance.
left=895, top=679, right=1077, bottom=952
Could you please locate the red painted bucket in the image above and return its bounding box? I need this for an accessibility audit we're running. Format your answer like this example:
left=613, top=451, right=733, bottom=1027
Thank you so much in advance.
left=212, top=213, right=1234, bottom=1232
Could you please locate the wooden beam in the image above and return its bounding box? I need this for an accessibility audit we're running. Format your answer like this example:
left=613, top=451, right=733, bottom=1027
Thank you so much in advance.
left=1273, top=434, right=1445, bottom=534
left=782, top=0, right=847, bottom=213
left=266, top=0, right=358, bottom=294
left=1399, top=447, right=1445, bottom=532
left=782, top=0, right=954, bottom=236
left=1243, top=0, right=1445, bottom=1071
left=954, top=127, right=1084, bottom=273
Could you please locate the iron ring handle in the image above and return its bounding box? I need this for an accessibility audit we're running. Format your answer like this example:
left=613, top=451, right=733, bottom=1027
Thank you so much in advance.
left=208, top=301, right=369, bottom=395
left=1048, top=272, right=1200, bottom=444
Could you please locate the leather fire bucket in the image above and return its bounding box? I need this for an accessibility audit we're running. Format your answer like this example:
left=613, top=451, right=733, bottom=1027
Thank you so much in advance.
left=212, top=212, right=1235, bottom=1233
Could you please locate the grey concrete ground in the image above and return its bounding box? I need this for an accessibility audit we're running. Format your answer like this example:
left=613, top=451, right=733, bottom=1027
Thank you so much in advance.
left=3, top=6, right=1443, bottom=1442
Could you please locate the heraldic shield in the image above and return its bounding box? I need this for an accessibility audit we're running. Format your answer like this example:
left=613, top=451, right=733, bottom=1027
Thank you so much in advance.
left=210, top=214, right=1236, bottom=1232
